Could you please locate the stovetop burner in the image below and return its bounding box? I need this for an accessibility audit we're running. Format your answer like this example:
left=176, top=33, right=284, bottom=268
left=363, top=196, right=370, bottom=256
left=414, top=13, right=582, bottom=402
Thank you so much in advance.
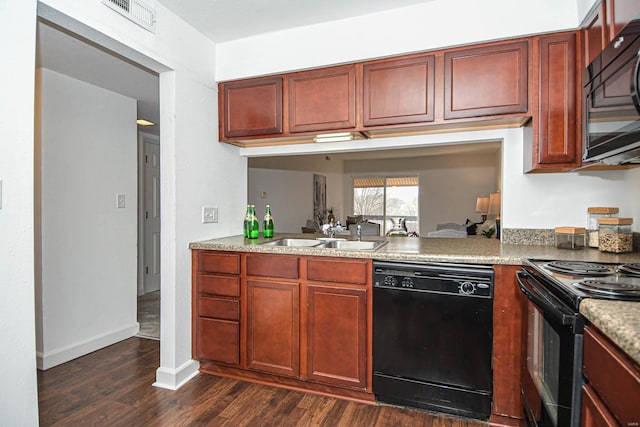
left=545, top=261, right=614, bottom=276
left=618, top=263, right=640, bottom=277
left=574, top=279, right=640, bottom=295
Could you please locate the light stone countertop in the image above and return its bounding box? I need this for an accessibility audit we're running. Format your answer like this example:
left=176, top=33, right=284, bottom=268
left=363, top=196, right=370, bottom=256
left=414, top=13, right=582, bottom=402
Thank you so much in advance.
left=190, top=233, right=640, bottom=364
left=189, top=233, right=640, bottom=265
left=580, top=299, right=640, bottom=366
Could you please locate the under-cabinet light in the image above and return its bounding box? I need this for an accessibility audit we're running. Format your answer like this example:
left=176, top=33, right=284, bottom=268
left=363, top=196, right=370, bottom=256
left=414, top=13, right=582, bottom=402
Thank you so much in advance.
left=313, top=132, right=354, bottom=143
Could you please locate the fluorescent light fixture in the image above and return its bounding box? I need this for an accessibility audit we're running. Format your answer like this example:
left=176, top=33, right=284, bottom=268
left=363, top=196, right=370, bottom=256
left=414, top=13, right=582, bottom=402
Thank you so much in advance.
left=313, top=132, right=354, bottom=143
left=136, top=119, right=155, bottom=126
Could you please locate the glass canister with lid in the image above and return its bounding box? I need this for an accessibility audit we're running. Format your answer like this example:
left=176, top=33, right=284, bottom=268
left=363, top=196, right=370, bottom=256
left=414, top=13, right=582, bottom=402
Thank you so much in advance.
left=598, top=218, right=633, bottom=253
left=586, top=207, right=619, bottom=247
left=554, top=227, right=586, bottom=250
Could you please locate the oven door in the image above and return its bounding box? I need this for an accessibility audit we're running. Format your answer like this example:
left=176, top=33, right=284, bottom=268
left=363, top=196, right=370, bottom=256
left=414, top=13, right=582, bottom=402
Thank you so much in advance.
left=516, top=271, right=583, bottom=427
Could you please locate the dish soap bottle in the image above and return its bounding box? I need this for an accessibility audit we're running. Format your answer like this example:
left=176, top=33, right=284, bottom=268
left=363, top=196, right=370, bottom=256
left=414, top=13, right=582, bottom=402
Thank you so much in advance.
left=263, top=205, right=274, bottom=238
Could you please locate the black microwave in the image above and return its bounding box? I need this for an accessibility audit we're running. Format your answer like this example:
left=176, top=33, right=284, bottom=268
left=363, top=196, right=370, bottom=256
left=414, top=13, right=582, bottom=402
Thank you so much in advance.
left=584, top=14, right=640, bottom=165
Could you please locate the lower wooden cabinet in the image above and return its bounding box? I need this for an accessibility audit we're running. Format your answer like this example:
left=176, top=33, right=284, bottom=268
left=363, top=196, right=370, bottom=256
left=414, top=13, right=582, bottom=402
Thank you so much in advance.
left=246, top=279, right=300, bottom=377
left=306, top=284, right=367, bottom=388
left=193, top=251, right=372, bottom=401
left=582, top=325, right=640, bottom=426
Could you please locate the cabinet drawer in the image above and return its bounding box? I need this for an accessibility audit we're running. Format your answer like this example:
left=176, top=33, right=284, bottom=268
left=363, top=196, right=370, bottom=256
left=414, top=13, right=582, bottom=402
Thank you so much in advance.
left=307, top=258, right=368, bottom=285
left=583, top=326, right=640, bottom=426
left=198, top=252, right=240, bottom=275
left=246, top=254, right=299, bottom=279
left=198, top=274, right=240, bottom=297
left=195, top=318, right=239, bottom=366
left=198, top=296, right=239, bottom=321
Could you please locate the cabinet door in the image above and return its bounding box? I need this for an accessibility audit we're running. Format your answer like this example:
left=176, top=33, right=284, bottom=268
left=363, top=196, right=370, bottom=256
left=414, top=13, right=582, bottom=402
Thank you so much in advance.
left=306, top=284, right=367, bottom=389
left=444, top=41, right=528, bottom=119
left=246, top=280, right=300, bottom=377
left=363, top=55, right=435, bottom=126
left=220, top=77, right=283, bottom=138
left=537, top=33, right=579, bottom=165
left=581, top=384, right=619, bottom=427
left=195, top=317, right=240, bottom=366
left=287, top=65, right=356, bottom=133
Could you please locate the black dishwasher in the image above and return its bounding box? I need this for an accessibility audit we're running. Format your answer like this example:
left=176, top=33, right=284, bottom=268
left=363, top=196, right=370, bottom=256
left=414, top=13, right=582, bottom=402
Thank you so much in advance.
left=373, top=260, right=494, bottom=420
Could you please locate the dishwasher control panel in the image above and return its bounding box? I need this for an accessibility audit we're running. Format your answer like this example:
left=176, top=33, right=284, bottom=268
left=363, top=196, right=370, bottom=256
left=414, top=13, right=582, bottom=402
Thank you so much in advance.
left=373, top=261, right=493, bottom=298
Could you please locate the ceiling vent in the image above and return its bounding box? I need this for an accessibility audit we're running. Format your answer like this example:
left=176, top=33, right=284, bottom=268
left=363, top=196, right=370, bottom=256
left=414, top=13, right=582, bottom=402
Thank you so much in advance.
left=102, top=0, right=156, bottom=33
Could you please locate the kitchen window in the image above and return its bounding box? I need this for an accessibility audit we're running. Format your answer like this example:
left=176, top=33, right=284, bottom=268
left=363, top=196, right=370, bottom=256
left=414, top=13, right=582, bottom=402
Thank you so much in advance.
left=352, top=176, right=419, bottom=235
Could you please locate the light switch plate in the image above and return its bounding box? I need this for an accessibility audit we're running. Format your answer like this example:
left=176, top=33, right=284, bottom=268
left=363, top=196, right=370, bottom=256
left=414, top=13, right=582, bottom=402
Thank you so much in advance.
left=117, top=194, right=126, bottom=208
left=202, top=206, right=218, bottom=223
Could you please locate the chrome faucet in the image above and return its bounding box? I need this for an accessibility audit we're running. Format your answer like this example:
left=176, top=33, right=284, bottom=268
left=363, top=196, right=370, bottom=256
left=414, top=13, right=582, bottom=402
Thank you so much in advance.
left=322, top=221, right=345, bottom=238
left=356, top=224, right=362, bottom=241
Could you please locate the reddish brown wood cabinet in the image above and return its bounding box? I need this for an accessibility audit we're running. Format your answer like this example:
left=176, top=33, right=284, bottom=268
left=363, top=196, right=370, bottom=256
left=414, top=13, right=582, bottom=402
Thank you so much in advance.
left=606, top=0, right=640, bottom=41
left=444, top=41, right=528, bottom=119
left=583, top=1, right=609, bottom=66
left=306, top=284, right=367, bottom=389
left=193, top=251, right=373, bottom=402
left=192, top=252, right=241, bottom=366
left=219, top=76, right=283, bottom=139
left=582, top=325, right=640, bottom=427
left=536, top=32, right=580, bottom=166
left=287, top=65, right=356, bottom=133
left=246, top=279, right=300, bottom=377
left=362, top=55, right=435, bottom=127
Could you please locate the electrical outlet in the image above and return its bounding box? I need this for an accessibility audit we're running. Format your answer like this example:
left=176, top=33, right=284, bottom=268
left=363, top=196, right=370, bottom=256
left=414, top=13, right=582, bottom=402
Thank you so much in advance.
left=202, top=206, right=218, bottom=223
left=117, top=193, right=126, bottom=208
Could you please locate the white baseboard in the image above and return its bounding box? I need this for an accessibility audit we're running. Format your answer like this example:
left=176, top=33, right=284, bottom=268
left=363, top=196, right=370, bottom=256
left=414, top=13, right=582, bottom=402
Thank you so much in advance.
left=153, top=359, right=200, bottom=390
left=37, top=322, right=140, bottom=370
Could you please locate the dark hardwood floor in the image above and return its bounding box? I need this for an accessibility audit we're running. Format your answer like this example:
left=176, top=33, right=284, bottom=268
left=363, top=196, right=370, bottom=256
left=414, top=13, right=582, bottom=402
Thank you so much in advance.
left=38, top=337, right=486, bottom=426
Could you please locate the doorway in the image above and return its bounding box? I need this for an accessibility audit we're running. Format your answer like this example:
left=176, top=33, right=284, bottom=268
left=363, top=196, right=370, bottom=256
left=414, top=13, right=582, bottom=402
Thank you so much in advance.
left=137, top=132, right=160, bottom=339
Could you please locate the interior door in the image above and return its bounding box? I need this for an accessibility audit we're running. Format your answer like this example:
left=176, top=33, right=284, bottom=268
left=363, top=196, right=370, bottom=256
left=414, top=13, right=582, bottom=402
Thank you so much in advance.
left=144, top=138, right=160, bottom=293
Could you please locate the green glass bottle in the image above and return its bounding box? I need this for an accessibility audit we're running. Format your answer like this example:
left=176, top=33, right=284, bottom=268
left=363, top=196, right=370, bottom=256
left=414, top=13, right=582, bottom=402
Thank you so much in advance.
left=248, top=205, right=260, bottom=239
left=243, top=204, right=251, bottom=238
left=263, top=205, right=274, bottom=238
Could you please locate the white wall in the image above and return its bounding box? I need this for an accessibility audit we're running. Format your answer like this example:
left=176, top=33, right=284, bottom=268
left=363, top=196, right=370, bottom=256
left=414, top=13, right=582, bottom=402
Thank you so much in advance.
left=248, top=155, right=345, bottom=231
left=36, top=0, right=247, bottom=392
left=343, top=153, right=499, bottom=236
left=36, top=68, right=138, bottom=369
left=0, top=1, right=39, bottom=424
left=502, top=128, right=640, bottom=232
left=216, top=0, right=580, bottom=80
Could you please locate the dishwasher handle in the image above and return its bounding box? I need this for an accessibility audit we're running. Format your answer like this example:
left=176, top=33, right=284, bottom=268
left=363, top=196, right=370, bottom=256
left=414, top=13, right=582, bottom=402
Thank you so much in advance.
left=516, top=270, right=576, bottom=327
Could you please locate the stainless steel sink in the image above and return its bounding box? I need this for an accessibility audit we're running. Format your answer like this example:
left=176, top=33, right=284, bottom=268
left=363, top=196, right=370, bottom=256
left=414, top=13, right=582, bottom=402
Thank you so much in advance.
left=260, top=238, right=324, bottom=247
left=320, top=240, right=388, bottom=251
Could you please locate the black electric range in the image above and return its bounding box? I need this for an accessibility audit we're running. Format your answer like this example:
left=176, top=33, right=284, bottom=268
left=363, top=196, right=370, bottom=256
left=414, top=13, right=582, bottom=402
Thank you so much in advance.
left=523, top=260, right=640, bottom=309
left=517, top=259, right=640, bottom=427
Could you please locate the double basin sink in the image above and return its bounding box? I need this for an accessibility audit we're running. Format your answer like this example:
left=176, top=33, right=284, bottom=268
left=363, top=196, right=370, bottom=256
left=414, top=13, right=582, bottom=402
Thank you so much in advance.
left=260, top=238, right=387, bottom=251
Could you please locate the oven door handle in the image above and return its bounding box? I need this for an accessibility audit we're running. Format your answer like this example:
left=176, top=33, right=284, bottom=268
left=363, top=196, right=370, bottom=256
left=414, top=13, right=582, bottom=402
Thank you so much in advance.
left=632, top=49, right=640, bottom=115
left=516, top=270, right=576, bottom=326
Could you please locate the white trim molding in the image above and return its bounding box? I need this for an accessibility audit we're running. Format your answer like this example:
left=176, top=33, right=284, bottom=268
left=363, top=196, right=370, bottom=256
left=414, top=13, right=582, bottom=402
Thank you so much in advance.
left=153, top=359, right=200, bottom=390
left=37, top=323, right=139, bottom=370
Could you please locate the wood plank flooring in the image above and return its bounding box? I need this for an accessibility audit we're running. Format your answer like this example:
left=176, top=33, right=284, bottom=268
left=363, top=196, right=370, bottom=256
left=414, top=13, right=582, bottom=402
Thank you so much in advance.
left=38, top=337, right=486, bottom=426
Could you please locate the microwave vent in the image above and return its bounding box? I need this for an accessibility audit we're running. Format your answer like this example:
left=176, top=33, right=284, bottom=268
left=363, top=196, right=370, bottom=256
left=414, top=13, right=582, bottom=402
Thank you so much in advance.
left=102, top=0, right=156, bottom=33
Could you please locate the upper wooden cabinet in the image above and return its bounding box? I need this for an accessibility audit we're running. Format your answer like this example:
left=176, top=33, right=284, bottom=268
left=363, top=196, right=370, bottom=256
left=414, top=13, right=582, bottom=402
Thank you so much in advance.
left=362, top=55, right=435, bottom=127
left=443, top=41, right=528, bottom=119
left=287, top=65, right=356, bottom=133
left=535, top=33, right=580, bottom=167
left=219, top=76, right=283, bottom=139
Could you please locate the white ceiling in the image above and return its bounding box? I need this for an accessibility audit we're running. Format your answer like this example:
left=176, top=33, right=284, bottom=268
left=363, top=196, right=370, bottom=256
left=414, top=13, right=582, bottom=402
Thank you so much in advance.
left=156, top=0, right=436, bottom=43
